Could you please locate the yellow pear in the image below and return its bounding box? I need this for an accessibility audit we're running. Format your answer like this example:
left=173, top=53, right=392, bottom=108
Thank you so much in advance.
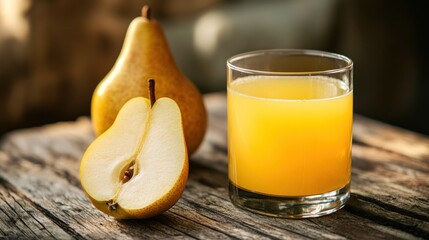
left=91, top=5, right=207, bottom=155
left=81, top=80, right=188, bottom=219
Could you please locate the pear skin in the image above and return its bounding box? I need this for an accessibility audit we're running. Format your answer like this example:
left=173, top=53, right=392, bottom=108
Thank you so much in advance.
left=91, top=6, right=207, bottom=155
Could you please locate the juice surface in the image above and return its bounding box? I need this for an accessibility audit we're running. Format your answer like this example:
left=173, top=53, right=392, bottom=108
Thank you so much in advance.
left=227, top=76, right=353, bottom=196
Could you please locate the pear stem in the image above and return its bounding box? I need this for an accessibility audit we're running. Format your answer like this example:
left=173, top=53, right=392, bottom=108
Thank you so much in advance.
left=148, top=79, right=156, bottom=107
left=142, top=5, right=151, bottom=19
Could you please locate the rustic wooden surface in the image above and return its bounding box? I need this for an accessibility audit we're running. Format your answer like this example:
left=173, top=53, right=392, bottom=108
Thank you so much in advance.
left=0, top=93, right=428, bottom=239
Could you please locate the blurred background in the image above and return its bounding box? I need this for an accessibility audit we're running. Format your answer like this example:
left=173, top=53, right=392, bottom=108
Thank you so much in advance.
left=0, top=0, right=428, bottom=135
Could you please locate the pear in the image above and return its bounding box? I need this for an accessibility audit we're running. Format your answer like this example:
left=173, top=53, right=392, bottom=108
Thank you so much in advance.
left=91, top=5, right=207, bottom=155
left=81, top=79, right=188, bottom=219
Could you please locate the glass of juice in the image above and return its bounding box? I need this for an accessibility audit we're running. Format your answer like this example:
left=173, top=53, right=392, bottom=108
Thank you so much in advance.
left=227, top=49, right=353, bottom=218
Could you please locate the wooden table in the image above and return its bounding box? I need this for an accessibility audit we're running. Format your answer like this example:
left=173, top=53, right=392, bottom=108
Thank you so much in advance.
left=0, top=93, right=428, bottom=239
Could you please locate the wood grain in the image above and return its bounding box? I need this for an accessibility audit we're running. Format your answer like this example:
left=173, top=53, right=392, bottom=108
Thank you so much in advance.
left=0, top=93, right=428, bottom=239
left=0, top=178, right=72, bottom=240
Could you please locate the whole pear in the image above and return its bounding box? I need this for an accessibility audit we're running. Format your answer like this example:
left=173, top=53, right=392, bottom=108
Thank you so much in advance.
left=91, top=6, right=207, bottom=155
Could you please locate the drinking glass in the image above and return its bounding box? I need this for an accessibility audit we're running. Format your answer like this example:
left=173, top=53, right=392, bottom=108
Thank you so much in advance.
left=227, top=49, right=353, bottom=218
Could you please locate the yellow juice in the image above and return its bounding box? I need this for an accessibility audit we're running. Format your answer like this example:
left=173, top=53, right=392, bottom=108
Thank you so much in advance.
left=228, top=76, right=353, bottom=196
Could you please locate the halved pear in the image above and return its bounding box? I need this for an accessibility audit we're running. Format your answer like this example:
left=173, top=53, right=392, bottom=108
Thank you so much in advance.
left=80, top=96, right=188, bottom=219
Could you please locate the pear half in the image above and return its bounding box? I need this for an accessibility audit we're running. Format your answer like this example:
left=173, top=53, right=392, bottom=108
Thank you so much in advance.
left=80, top=96, right=188, bottom=219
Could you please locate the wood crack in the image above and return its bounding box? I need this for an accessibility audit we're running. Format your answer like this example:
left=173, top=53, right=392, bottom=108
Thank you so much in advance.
left=195, top=177, right=224, bottom=189
left=0, top=176, right=84, bottom=240
left=27, top=197, right=86, bottom=240
left=345, top=195, right=429, bottom=238
left=143, top=219, right=192, bottom=239
left=6, top=153, right=82, bottom=190
left=236, top=220, right=296, bottom=240
left=211, top=142, right=228, bottom=155
left=155, top=213, right=211, bottom=239
left=202, top=191, right=317, bottom=240
left=352, top=193, right=429, bottom=221
left=189, top=160, right=226, bottom=176
left=52, top=168, right=81, bottom=189
left=3, top=194, right=41, bottom=238
left=179, top=196, right=304, bottom=239
left=22, top=205, right=56, bottom=239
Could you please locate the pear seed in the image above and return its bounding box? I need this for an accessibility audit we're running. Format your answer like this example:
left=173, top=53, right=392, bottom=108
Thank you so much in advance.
left=106, top=200, right=118, bottom=211
left=123, top=170, right=132, bottom=182
left=122, top=165, right=135, bottom=183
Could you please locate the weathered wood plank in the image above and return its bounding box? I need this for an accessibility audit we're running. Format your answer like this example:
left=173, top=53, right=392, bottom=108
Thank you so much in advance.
left=0, top=93, right=428, bottom=239
left=352, top=145, right=429, bottom=216
left=0, top=151, right=232, bottom=239
left=0, top=174, right=72, bottom=240
left=354, top=115, right=429, bottom=161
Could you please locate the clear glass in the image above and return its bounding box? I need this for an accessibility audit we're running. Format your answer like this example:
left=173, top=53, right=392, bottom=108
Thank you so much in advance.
left=227, top=49, right=353, bottom=218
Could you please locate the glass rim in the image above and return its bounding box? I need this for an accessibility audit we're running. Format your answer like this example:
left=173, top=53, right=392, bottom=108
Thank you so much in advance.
left=227, top=49, right=353, bottom=76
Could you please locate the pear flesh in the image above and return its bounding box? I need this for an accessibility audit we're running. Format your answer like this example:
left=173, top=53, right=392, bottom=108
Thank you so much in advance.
left=81, top=97, right=188, bottom=219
